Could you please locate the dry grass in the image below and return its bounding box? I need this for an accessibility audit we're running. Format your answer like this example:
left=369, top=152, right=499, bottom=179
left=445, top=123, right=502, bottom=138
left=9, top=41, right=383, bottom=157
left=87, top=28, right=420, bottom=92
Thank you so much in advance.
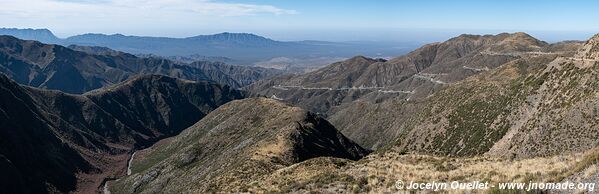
left=340, top=152, right=577, bottom=193
left=246, top=148, right=599, bottom=193
left=549, top=148, right=599, bottom=182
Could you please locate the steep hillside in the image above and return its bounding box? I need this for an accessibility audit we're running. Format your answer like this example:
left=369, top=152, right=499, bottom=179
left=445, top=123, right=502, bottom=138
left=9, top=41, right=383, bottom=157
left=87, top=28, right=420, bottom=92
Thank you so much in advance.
left=110, top=98, right=369, bottom=193
left=333, top=34, right=599, bottom=156
left=249, top=33, right=564, bottom=116
left=0, top=36, right=280, bottom=93
left=184, top=60, right=284, bottom=88
left=247, top=56, right=388, bottom=114
left=0, top=74, right=92, bottom=194
left=393, top=35, right=599, bottom=158
left=330, top=55, right=558, bottom=149
left=83, top=75, right=245, bottom=144
left=575, top=34, right=599, bottom=60
left=0, top=74, right=244, bottom=193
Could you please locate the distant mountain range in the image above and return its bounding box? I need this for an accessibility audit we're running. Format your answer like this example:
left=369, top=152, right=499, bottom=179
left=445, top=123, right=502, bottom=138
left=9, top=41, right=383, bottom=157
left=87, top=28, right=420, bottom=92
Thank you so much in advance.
left=0, top=28, right=417, bottom=68
left=0, top=28, right=60, bottom=43
left=0, top=35, right=282, bottom=93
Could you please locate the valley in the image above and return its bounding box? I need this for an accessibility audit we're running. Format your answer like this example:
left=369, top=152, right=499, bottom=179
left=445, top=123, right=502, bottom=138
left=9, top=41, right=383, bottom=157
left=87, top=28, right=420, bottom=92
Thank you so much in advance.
left=3, top=1, right=599, bottom=193
left=0, top=32, right=598, bottom=193
left=0, top=73, right=245, bottom=193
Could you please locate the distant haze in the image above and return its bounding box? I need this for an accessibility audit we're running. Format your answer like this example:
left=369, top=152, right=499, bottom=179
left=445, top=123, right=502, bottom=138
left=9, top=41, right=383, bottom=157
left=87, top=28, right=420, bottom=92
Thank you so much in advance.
left=0, top=28, right=421, bottom=71
left=1, top=0, right=599, bottom=42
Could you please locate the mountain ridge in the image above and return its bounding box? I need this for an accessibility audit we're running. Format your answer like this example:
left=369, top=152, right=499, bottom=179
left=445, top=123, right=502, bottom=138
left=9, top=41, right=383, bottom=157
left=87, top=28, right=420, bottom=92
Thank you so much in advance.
left=0, top=73, right=245, bottom=193
left=329, top=33, right=597, bottom=156
left=0, top=28, right=61, bottom=43
left=249, top=32, right=567, bottom=117
left=0, top=28, right=416, bottom=66
left=575, top=33, right=599, bottom=60
left=0, top=35, right=282, bottom=93
left=109, top=98, right=369, bottom=193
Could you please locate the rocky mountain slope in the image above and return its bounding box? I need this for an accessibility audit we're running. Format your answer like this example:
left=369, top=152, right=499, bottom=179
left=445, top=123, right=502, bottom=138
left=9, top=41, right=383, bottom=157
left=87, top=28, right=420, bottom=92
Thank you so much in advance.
left=249, top=33, right=571, bottom=116
left=333, top=34, right=599, bottom=157
left=0, top=35, right=281, bottom=93
left=249, top=33, right=585, bottom=150
left=0, top=74, right=91, bottom=193
left=109, top=98, right=369, bottom=193
left=247, top=56, right=389, bottom=114
left=183, top=60, right=284, bottom=88
left=0, top=74, right=244, bottom=193
left=172, top=34, right=599, bottom=193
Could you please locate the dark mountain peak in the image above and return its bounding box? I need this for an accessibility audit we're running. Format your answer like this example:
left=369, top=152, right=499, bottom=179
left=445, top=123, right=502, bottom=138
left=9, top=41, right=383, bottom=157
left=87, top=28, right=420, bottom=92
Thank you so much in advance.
left=0, top=35, right=57, bottom=69
left=0, top=72, right=15, bottom=85
left=0, top=72, right=93, bottom=194
left=575, top=33, right=599, bottom=60
left=0, top=35, right=19, bottom=45
left=0, top=34, right=39, bottom=45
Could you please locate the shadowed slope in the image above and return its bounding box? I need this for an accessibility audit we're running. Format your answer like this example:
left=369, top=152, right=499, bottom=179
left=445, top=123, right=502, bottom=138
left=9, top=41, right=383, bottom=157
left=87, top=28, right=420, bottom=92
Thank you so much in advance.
left=111, top=98, right=369, bottom=193
left=0, top=74, right=244, bottom=193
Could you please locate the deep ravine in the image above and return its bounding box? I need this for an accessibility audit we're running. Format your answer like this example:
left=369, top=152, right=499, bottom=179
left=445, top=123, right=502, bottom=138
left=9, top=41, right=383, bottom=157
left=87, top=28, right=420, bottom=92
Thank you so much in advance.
left=102, top=150, right=137, bottom=194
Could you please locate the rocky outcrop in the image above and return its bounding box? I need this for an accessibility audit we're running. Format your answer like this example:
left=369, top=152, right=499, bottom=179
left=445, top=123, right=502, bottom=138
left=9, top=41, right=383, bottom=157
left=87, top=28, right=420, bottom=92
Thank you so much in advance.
left=110, top=98, right=369, bottom=193
left=574, top=33, right=599, bottom=60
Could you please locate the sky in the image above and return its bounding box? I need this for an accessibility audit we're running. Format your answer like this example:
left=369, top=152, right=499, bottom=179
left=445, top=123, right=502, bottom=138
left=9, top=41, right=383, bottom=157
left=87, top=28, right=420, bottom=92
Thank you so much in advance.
left=1, top=0, right=599, bottom=42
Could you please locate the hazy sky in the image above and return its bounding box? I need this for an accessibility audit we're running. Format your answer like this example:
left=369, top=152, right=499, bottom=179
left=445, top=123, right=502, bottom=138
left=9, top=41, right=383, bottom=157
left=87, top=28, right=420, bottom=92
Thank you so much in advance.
left=1, top=0, right=598, bottom=42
